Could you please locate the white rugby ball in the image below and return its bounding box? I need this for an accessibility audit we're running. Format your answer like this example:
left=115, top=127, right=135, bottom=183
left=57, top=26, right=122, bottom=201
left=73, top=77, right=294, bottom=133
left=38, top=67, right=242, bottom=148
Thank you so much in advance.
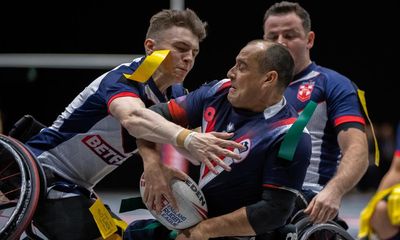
left=139, top=173, right=208, bottom=230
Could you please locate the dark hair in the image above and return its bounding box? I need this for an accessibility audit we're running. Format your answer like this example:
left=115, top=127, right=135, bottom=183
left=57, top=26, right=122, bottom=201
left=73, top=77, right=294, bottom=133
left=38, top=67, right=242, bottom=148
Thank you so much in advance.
left=146, top=8, right=207, bottom=42
left=250, top=40, right=294, bottom=89
left=263, top=1, right=311, bottom=33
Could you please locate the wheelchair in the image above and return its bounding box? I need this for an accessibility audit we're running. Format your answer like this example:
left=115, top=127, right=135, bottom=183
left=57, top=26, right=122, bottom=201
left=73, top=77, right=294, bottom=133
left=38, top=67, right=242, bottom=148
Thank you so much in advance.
left=0, top=115, right=47, bottom=239
left=0, top=115, right=356, bottom=240
left=287, top=209, right=356, bottom=240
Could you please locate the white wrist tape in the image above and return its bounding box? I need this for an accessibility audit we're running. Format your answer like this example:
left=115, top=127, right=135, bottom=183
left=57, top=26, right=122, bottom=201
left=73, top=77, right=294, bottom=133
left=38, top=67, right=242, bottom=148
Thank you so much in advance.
left=183, top=132, right=196, bottom=150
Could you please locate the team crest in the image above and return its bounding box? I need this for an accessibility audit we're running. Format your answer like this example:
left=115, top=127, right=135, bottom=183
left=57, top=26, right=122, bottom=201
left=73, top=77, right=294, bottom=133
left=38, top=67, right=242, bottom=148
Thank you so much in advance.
left=297, top=81, right=315, bottom=102
left=233, top=139, right=251, bottom=163
left=198, top=138, right=251, bottom=188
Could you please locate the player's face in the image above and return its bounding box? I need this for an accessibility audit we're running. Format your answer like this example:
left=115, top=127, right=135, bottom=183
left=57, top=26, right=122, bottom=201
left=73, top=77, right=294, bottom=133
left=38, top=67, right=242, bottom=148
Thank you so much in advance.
left=152, top=26, right=200, bottom=83
left=227, top=43, right=267, bottom=111
left=263, top=13, right=314, bottom=74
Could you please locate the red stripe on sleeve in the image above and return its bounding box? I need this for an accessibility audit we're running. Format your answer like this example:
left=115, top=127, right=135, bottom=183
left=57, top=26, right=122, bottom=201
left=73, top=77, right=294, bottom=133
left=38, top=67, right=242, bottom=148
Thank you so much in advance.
left=334, top=115, right=365, bottom=127
left=395, top=150, right=400, bottom=158
left=167, top=99, right=188, bottom=127
left=262, top=184, right=280, bottom=189
left=107, top=92, right=139, bottom=114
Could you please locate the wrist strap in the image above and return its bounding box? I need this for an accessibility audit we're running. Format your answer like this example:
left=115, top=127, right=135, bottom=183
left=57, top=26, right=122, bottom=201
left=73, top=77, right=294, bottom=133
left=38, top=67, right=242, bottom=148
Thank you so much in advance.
left=175, top=129, right=193, bottom=148
left=183, top=132, right=196, bottom=150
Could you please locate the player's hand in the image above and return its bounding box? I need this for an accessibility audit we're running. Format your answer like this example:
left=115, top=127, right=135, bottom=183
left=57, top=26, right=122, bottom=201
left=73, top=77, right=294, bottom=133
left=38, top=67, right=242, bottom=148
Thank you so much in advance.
left=185, top=132, right=245, bottom=174
left=304, top=187, right=341, bottom=223
left=142, top=162, right=188, bottom=213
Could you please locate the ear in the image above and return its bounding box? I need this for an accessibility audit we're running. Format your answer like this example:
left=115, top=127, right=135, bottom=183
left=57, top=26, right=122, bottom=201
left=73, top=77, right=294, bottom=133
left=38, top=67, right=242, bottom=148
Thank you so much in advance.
left=144, top=38, right=156, bottom=55
left=262, top=70, right=278, bottom=88
left=306, top=31, right=315, bottom=50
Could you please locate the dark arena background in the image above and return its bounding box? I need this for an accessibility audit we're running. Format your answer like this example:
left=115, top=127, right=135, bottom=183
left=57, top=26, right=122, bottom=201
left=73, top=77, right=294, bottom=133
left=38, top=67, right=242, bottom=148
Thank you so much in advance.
left=0, top=0, right=398, bottom=198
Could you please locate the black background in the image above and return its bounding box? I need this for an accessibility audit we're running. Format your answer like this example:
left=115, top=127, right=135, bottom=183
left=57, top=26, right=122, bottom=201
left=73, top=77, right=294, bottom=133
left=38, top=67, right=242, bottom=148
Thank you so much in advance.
left=1, top=1, right=398, bottom=187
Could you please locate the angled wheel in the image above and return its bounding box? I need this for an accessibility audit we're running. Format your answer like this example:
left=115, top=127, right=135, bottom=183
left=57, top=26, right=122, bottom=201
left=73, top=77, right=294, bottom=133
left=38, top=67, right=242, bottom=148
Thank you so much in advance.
left=0, top=134, right=41, bottom=240
left=299, top=222, right=355, bottom=240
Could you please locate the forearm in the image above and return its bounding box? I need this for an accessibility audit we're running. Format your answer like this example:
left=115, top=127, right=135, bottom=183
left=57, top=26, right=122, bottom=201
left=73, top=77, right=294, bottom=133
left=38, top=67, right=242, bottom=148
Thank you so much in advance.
left=328, top=128, right=369, bottom=195
left=122, top=107, right=186, bottom=145
left=196, top=188, right=296, bottom=238
left=137, top=139, right=162, bottom=170
left=110, top=97, right=188, bottom=146
left=197, top=207, right=255, bottom=238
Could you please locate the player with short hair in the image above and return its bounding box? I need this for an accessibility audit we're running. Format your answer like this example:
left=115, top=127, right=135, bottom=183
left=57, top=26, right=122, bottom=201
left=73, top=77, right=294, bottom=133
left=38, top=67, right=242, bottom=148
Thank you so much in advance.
left=23, top=8, right=243, bottom=240
left=263, top=1, right=369, bottom=224
left=128, top=40, right=312, bottom=240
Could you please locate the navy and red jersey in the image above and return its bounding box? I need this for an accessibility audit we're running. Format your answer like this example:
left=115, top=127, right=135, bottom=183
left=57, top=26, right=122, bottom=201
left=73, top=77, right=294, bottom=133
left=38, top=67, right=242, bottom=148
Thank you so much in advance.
left=25, top=57, right=187, bottom=189
left=284, top=62, right=366, bottom=192
left=167, top=79, right=311, bottom=217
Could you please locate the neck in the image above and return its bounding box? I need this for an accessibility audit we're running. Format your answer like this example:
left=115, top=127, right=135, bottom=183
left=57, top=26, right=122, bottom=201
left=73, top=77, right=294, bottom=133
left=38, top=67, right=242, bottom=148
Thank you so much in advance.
left=252, top=91, right=283, bottom=113
left=152, top=70, right=174, bottom=94
left=296, top=59, right=312, bottom=75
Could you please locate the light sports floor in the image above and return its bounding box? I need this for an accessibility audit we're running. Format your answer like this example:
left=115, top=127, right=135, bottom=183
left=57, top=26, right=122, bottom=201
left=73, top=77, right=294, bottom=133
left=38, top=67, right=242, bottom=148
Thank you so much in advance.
left=95, top=187, right=376, bottom=239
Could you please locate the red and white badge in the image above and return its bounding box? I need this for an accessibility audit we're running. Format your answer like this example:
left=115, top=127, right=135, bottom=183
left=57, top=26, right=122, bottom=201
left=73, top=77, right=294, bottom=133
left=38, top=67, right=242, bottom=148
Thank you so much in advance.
left=297, top=81, right=315, bottom=102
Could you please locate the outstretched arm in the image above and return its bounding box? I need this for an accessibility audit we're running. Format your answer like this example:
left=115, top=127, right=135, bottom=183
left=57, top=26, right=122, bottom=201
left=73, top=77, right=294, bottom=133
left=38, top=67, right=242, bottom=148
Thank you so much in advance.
left=109, top=97, right=244, bottom=171
left=305, top=127, right=369, bottom=223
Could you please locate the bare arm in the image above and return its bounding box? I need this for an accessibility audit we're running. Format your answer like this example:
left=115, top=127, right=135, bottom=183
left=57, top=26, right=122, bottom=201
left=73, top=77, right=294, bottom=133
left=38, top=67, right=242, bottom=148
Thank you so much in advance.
left=138, top=139, right=188, bottom=212
left=109, top=97, right=245, bottom=172
left=110, top=97, right=184, bottom=144
left=176, top=207, right=255, bottom=240
left=305, top=127, right=369, bottom=223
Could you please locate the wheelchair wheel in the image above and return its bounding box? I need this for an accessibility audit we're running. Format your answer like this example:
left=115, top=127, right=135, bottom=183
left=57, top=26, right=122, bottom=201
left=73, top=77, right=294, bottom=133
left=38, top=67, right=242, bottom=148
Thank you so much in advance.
left=299, top=222, right=355, bottom=240
left=0, top=134, right=41, bottom=239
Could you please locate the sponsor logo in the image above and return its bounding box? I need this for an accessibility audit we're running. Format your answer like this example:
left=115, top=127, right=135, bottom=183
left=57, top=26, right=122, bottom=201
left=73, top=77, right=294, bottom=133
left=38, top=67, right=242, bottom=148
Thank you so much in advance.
left=185, top=179, right=206, bottom=207
left=161, top=205, right=187, bottom=227
left=82, top=135, right=126, bottom=165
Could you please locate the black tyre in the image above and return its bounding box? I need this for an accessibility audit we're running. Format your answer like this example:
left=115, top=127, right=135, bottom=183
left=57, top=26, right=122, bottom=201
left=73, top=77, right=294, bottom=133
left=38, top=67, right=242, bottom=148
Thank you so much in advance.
left=0, top=134, right=41, bottom=240
left=299, top=222, right=355, bottom=240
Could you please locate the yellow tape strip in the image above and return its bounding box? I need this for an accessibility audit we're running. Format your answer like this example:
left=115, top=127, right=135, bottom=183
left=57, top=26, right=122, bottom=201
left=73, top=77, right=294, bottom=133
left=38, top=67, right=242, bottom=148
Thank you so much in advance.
left=357, top=89, right=380, bottom=166
left=89, top=198, right=118, bottom=239
left=358, top=183, right=400, bottom=238
left=388, top=186, right=400, bottom=225
left=123, top=50, right=170, bottom=83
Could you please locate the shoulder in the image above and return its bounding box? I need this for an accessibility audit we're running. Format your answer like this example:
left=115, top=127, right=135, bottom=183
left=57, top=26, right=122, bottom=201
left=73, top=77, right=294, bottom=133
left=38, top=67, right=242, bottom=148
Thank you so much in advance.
left=315, top=64, right=355, bottom=90
left=195, top=79, right=231, bottom=96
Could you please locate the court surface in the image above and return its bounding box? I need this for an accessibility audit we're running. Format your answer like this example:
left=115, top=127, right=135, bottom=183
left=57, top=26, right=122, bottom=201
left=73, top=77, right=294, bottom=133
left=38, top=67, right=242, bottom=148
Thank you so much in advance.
left=95, top=187, right=376, bottom=239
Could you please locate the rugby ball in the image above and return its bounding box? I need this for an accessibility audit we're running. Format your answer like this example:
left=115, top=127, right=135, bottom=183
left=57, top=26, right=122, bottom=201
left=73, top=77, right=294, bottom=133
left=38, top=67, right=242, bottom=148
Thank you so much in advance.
left=139, top=173, right=208, bottom=230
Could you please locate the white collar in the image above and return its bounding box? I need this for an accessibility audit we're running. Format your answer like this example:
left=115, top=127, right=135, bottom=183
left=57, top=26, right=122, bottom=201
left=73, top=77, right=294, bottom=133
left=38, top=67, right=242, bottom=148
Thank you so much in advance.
left=263, top=97, right=286, bottom=120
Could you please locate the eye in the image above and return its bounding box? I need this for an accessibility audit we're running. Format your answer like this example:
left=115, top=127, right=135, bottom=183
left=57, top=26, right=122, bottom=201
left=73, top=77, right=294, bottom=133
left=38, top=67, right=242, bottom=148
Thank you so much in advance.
left=264, top=34, right=278, bottom=41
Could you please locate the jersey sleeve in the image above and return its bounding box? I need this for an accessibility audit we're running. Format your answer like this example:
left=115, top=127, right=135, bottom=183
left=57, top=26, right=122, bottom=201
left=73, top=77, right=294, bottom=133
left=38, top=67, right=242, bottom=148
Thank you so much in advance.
left=167, top=80, right=219, bottom=129
left=262, top=132, right=311, bottom=191
left=395, top=122, right=400, bottom=157
left=325, top=74, right=365, bottom=127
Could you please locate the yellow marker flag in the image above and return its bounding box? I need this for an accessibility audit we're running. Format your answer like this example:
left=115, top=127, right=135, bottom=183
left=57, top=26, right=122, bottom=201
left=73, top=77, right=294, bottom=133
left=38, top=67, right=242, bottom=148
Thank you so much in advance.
left=89, top=198, right=118, bottom=239
left=357, top=89, right=380, bottom=166
left=123, top=50, right=170, bottom=83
